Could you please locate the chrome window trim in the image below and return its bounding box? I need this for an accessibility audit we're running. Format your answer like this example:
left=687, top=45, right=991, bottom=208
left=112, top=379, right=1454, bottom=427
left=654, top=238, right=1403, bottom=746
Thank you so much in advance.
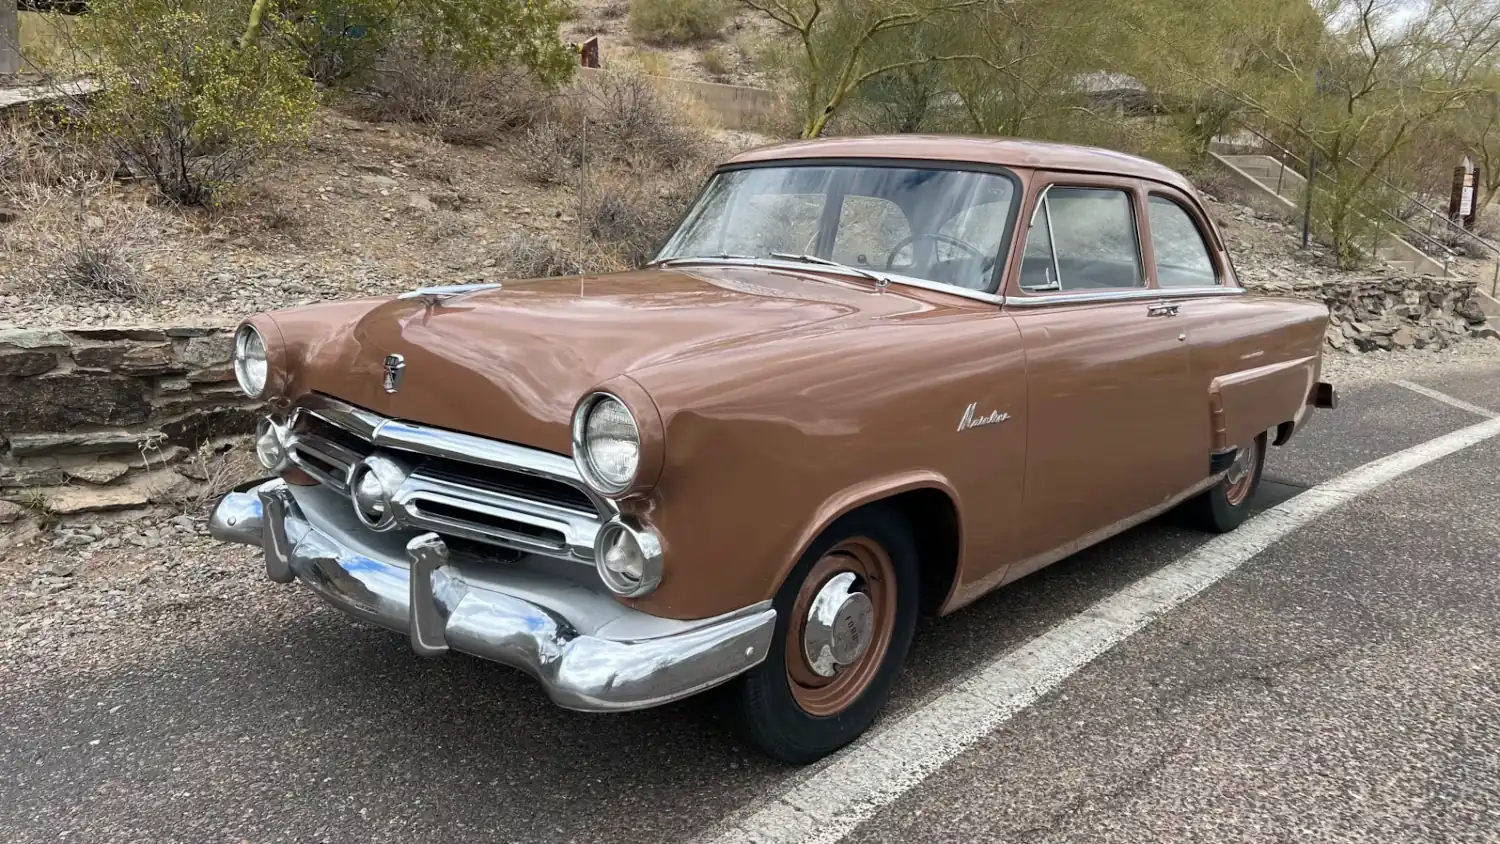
left=655, top=256, right=1004, bottom=305
left=1002, top=285, right=1246, bottom=308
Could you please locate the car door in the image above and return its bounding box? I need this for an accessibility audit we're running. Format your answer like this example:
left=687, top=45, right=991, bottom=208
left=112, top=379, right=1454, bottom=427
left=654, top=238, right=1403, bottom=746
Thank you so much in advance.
left=1143, top=185, right=1305, bottom=458
left=1001, top=173, right=1203, bottom=577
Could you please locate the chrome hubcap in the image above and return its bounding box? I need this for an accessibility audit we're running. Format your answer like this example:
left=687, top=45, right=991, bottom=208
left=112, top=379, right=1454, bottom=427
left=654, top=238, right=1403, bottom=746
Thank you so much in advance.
left=1226, top=447, right=1251, bottom=486
left=802, top=572, right=874, bottom=678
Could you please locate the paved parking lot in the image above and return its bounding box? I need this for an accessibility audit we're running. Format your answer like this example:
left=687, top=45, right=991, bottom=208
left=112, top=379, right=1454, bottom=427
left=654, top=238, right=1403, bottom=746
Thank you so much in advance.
left=3, top=361, right=1500, bottom=843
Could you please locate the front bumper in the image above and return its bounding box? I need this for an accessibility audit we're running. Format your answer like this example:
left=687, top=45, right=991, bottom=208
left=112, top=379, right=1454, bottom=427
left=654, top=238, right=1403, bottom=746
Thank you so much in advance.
left=210, top=479, right=776, bottom=712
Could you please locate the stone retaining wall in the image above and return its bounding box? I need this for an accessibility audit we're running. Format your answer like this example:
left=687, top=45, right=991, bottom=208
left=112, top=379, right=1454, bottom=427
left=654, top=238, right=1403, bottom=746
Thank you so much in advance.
left=0, top=325, right=259, bottom=512
left=1244, top=274, right=1497, bottom=352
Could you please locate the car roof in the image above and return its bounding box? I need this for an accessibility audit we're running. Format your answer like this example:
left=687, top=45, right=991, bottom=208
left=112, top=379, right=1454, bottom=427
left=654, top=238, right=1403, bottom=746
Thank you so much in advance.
left=724, top=135, right=1198, bottom=194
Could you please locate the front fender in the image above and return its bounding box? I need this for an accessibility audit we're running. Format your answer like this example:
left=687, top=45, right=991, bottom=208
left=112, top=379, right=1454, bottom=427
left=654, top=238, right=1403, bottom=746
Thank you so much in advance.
left=618, top=305, right=1028, bottom=621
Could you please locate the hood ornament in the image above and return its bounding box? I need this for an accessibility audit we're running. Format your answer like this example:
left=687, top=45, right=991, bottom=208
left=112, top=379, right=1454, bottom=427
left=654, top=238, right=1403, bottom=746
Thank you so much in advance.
left=398, top=282, right=502, bottom=308
left=382, top=354, right=405, bottom=393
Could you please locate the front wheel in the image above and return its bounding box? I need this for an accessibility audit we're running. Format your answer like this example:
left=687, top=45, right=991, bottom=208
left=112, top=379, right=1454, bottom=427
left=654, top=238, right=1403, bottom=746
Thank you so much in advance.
left=1186, top=433, right=1266, bottom=533
left=728, top=505, right=919, bottom=764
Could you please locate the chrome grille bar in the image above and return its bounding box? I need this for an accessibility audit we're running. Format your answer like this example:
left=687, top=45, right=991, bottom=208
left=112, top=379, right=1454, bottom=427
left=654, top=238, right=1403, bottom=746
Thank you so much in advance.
left=283, top=394, right=609, bottom=564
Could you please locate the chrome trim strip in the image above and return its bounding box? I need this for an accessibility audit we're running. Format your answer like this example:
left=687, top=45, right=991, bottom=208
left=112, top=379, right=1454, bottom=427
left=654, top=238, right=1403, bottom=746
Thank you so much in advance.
left=391, top=472, right=601, bottom=561
left=654, top=256, right=1004, bottom=305
left=1003, top=286, right=1247, bottom=308
left=209, top=483, right=776, bottom=712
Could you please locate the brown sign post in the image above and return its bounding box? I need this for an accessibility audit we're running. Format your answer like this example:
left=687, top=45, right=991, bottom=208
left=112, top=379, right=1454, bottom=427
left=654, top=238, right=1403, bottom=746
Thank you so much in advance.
left=1449, top=162, right=1481, bottom=231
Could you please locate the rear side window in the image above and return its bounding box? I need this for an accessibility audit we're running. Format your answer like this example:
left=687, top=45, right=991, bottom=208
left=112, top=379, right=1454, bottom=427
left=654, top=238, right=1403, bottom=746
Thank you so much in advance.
left=1020, top=187, right=1143, bottom=292
left=1148, top=196, right=1218, bottom=287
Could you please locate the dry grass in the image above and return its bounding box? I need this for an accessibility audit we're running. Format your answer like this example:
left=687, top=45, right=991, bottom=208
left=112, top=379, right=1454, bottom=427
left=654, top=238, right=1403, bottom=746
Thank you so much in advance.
left=162, top=441, right=261, bottom=517
left=629, top=0, right=734, bottom=47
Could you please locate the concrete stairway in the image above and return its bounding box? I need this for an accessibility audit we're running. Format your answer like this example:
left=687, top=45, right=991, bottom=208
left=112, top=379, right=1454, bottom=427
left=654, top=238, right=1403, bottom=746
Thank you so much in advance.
left=1211, top=151, right=1500, bottom=318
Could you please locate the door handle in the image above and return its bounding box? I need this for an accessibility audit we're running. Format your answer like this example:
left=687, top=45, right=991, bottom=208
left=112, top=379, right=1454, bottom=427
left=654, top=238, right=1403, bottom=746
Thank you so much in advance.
left=1147, top=302, right=1180, bottom=317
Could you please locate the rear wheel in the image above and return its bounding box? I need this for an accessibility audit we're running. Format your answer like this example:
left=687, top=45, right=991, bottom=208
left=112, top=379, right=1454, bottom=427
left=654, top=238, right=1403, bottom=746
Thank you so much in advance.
left=729, top=505, right=918, bottom=764
left=1186, top=433, right=1266, bottom=533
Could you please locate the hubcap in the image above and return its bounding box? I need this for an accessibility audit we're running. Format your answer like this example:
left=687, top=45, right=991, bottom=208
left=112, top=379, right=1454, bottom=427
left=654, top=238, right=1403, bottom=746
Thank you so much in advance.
left=802, top=572, right=875, bottom=677
left=785, top=537, right=897, bottom=717
left=1224, top=440, right=1258, bottom=506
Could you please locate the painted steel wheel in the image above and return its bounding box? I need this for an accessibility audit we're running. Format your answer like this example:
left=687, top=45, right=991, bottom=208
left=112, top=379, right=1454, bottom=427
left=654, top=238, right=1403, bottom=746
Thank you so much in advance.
left=729, top=504, right=920, bottom=765
left=1187, top=433, right=1267, bottom=533
left=783, top=537, right=899, bottom=716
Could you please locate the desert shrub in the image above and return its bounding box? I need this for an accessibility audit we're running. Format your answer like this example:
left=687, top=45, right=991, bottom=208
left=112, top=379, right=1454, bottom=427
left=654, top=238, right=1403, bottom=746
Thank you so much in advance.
left=0, top=117, right=113, bottom=203
left=516, top=71, right=713, bottom=186
left=585, top=162, right=710, bottom=267
left=77, top=0, right=319, bottom=206
left=496, top=231, right=627, bottom=279
left=701, top=47, right=732, bottom=82
left=360, top=48, right=556, bottom=145
left=277, top=0, right=393, bottom=85
left=264, top=0, right=577, bottom=87
left=628, top=0, right=732, bottom=47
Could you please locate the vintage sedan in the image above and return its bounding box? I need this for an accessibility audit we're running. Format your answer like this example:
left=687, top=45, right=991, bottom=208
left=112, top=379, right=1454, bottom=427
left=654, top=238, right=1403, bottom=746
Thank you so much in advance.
left=210, top=135, right=1336, bottom=763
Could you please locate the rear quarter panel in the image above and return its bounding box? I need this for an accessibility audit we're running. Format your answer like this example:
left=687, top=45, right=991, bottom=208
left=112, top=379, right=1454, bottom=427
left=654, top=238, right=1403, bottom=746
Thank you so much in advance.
left=623, top=301, right=1028, bottom=621
left=1183, top=293, right=1330, bottom=451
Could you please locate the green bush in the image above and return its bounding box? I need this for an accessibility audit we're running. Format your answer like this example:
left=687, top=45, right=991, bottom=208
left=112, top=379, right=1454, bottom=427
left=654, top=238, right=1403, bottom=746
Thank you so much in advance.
left=628, top=0, right=733, bottom=47
left=79, top=0, right=318, bottom=206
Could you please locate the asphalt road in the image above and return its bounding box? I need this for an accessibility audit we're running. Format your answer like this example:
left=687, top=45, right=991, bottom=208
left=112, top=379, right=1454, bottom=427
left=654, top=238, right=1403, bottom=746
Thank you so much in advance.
left=3, top=364, right=1499, bottom=844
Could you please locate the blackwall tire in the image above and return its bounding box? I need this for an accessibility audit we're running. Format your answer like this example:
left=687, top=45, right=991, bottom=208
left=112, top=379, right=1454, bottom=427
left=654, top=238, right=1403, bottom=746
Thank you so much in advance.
left=728, top=504, right=919, bottom=765
left=1187, top=433, right=1267, bottom=533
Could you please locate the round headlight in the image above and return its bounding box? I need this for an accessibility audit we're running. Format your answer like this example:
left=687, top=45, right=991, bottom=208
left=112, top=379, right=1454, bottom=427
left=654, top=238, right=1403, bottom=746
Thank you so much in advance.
left=233, top=324, right=269, bottom=399
left=594, top=519, right=663, bottom=597
left=573, top=393, right=640, bottom=495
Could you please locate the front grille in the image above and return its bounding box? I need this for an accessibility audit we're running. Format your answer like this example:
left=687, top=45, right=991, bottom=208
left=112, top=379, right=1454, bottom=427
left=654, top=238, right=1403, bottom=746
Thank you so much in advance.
left=418, top=458, right=597, bottom=514
left=285, top=397, right=608, bottom=563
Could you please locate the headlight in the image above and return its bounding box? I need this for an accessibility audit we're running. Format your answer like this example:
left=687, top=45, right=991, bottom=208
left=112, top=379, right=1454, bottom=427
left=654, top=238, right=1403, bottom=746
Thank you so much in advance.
left=594, top=518, right=663, bottom=597
left=572, top=393, right=640, bottom=496
left=233, top=324, right=269, bottom=398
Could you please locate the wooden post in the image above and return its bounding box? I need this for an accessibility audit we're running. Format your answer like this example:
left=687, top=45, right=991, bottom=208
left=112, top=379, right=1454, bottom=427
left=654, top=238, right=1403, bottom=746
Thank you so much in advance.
left=0, top=4, right=21, bottom=76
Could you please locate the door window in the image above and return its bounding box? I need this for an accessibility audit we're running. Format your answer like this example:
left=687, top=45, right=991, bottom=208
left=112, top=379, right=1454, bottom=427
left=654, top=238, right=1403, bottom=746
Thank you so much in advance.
left=1019, top=187, right=1143, bottom=292
left=1148, top=196, right=1219, bottom=287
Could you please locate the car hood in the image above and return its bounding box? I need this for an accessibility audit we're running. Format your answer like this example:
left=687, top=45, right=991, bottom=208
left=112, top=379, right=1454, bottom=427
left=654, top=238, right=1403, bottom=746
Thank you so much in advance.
left=274, top=265, right=935, bottom=454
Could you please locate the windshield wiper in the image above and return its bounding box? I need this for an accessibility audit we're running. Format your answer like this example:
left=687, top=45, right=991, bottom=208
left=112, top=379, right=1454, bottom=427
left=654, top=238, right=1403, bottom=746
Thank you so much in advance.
left=769, top=253, right=889, bottom=287
left=652, top=253, right=757, bottom=267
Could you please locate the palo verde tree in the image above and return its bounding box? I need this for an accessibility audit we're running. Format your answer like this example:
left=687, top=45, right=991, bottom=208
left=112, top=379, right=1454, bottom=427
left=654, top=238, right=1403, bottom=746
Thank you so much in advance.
left=243, top=0, right=577, bottom=86
left=740, top=0, right=989, bottom=139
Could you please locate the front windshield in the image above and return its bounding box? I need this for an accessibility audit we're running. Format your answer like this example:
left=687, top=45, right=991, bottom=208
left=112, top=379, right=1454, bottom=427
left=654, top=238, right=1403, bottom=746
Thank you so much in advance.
left=655, top=164, right=1020, bottom=292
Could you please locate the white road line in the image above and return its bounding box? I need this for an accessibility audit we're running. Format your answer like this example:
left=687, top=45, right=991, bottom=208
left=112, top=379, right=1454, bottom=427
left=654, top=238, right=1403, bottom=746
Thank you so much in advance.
left=699, top=414, right=1500, bottom=844
left=1395, top=380, right=1498, bottom=418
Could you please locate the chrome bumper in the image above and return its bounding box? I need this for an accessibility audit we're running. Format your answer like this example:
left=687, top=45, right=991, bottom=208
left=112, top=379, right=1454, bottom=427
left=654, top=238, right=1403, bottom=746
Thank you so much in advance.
left=210, top=479, right=776, bottom=712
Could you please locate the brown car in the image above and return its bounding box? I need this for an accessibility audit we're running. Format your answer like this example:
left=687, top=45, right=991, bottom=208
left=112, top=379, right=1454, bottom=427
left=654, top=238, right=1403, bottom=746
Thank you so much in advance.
left=209, top=135, right=1336, bottom=763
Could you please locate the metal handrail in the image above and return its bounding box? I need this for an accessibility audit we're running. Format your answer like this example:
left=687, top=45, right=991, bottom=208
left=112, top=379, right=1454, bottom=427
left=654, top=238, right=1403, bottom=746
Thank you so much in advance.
left=1228, top=122, right=1463, bottom=260
left=1234, top=119, right=1500, bottom=257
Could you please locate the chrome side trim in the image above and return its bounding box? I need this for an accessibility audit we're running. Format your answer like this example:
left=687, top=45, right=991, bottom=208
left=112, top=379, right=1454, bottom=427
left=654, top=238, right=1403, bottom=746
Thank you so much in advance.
left=1003, top=286, right=1247, bottom=308
left=209, top=482, right=776, bottom=712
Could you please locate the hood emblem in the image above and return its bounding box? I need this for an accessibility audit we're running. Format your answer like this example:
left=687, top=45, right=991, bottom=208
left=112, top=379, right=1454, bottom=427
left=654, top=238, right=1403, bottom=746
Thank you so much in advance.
left=957, top=402, right=1010, bottom=432
left=382, top=354, right=405, bottom=393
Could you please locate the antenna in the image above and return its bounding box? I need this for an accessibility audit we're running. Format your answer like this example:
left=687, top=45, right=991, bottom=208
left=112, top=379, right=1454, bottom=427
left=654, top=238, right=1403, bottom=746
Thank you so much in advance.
left=577, top=94, right=588, bottom=282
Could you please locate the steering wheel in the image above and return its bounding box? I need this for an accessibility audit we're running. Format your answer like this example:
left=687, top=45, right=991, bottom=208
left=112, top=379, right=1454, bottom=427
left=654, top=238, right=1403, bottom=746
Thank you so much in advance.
left=884, top=232, right=988, bottom=270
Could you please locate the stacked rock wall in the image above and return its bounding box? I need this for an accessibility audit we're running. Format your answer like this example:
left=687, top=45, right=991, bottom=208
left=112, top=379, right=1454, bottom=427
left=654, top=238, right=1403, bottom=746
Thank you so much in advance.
left=1242, top=274, right=1496, bottom=352
left=0, top=325, right=259, bottom=512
